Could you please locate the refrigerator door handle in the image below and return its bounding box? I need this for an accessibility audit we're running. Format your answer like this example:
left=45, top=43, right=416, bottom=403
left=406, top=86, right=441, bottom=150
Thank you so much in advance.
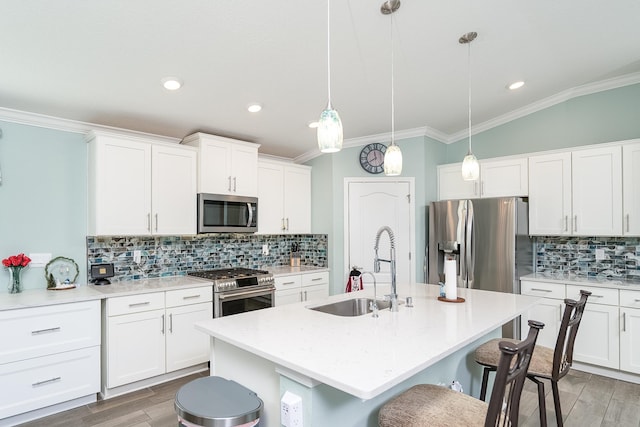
left=466, top=200, right=475, bottom=288
left=424, top=244, right=429, bottom=283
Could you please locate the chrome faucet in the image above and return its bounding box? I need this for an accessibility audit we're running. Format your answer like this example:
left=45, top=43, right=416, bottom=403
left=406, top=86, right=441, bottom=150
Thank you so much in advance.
left=360, top=271, right=379, bottom=318
left=374, top=226, right=398, bottom=312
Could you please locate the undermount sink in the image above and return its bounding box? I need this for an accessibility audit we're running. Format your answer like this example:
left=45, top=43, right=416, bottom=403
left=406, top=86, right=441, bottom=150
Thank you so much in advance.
left=309, top=297, right=395, bottom=317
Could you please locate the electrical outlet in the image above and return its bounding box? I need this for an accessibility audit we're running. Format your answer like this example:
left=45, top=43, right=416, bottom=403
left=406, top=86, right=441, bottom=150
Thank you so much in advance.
left=262, top=244, right=269, bottom=256
left=133, top=250, right=142, bottom=264
left=281, top=391, right=303, bottom=427
left=595, top=248, right=605, bottom=261
left=28, top=253, right=52, bottom=268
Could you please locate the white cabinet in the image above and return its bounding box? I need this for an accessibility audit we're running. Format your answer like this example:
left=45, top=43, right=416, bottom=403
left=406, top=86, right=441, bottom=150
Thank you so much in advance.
left=529, top=146, right=622, bottom=236
left=566, top=285, right=619, bottom=369
left=258, top=159, right=311, bottom=234
left=520, top=280, right=565, bottom=348
left=528, top=152, right=572, bottom=235
left=623, top=141, right=640, bottom=236
left=571, top=146, right=622, bottom=236
left=182, top=133, right=259, bottom=197
left=103, top=286, right=212, bottom=392
left=274, top=271, right=329, bottom=306
left=437, top=157, right=527, bottom=200
left=87, top=131, right=197, bottom=236
left=0, top=301, right=100, bottom=420
left=620, top=289, right=640, bottom=374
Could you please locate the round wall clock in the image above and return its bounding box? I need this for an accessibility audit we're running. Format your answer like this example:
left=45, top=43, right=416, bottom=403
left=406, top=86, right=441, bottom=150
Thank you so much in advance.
left=359, top=143, right=387, bottom=174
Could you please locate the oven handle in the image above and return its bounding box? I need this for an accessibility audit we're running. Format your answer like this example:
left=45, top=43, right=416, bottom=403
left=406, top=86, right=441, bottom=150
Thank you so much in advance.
left=217, top=287, right=275, bottom=301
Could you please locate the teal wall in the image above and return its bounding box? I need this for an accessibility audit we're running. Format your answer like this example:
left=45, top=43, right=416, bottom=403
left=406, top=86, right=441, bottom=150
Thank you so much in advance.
left=309, top=83, right=640, bottom=294
left=0, top=121, right=87, bottom=292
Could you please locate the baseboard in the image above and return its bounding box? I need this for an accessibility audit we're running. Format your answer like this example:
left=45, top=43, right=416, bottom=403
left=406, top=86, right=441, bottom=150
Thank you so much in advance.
left=100, top=363, right=208, bottom=400
left=572, top=362, right=640, bottom=384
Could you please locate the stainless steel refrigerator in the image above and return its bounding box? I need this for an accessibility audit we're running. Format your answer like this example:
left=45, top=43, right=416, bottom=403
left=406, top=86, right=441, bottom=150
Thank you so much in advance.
left=427, top=197, right=533, bottom=337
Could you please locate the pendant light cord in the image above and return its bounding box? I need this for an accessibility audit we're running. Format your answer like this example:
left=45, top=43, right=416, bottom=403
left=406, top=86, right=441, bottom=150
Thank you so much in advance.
left=467, top=38, right=472, bottom=154
left=327, top=0, right=332, bottom=106
left=390, top=12, right=395, bottom=145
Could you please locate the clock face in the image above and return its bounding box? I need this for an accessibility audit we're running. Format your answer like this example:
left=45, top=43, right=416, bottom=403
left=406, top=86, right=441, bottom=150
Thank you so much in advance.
left=359, top=143, right=387, bottom=174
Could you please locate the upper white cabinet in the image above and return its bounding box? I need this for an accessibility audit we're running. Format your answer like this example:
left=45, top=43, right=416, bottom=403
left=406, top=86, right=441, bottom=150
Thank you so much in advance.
left=437, top=157, right=528, bottom=200
left=529, top=146, right=622, bottom=236
left=182, top=133, right=259, bottom=197
left=623, top=141, right=640, bottom=235
left=257, top=159, right=311, bottom=234
left=87, top=131, right=197, bottom=236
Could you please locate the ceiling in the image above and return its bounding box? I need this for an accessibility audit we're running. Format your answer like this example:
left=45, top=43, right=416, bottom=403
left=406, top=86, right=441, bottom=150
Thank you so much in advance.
left=1, top=1, right=639, bottom=159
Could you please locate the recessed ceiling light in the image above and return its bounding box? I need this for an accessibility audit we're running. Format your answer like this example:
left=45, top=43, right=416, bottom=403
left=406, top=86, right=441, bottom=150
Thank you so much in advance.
left=247, top=103, right=262, bottom=113
left=162, top=77, right=183, bottom=91
left=508, top=81, right=525, bottom=90
left=308, top=121, right=319, bottom=129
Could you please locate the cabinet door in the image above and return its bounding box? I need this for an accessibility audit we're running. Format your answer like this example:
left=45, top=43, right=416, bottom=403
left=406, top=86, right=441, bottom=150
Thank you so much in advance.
left=623, top=142, right=640, bottom=236
left=91, top=136, right=152, bottom=235
left=480, top=157, right=528, bottom=197
left=151, top=145, right=197, bottom=235
left=572, top=146, right=622, bottom=235
left=620, top=307, right=640, bottom=374
left=166, top=302, right=213, bottom=373
left=528, top=152, right=572, bottom=235
left=257, top=161, right=285, bottom=234
left=283, top=165, right=311, bottom=233
left=521, top=299, right=563, bottom=349
left=199, top=139, right=233, bottom=194
left=106, top=309, right=166, bottom=388
left=231, top=145, right=258, bottom=197
left=275, top=288, right=301, bottom=306
left=573, top=304, right=620, bottom=369
left=437, top=163, right=478, bottom=200
left=303, top=284, right=329, bottom=303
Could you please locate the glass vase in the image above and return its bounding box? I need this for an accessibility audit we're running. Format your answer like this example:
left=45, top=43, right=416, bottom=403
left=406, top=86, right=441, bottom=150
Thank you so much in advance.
left=8, top=267, right=23, bottom=294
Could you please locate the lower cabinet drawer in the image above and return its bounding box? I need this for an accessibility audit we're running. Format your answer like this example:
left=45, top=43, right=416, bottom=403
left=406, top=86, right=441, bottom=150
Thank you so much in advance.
left=0, top=346, right=100, bottom=419
left=521, top=280, right=565, bottom=299
left=566, top=284, right=618, bottom=306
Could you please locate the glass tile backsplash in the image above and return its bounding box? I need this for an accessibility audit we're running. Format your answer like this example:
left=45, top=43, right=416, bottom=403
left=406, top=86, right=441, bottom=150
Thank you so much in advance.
left=535, top=236, right=640, bottom=281
left=86, top=234, right=327, bottom=282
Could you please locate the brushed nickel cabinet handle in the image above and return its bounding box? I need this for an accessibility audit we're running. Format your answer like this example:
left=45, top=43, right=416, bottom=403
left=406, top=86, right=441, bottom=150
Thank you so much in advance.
left=228, top=176, right=232, bottom=192
left=574, top=215, right=578, bottom=232
left=311, top=277, right=323, bottom=281
left=626, top=214, right=630, bottom=232
left=31, top=327, right=61, bottom=335
left=233, top=177, right=237, bottom=192
left=147, top=213, right=151, bottom=231
left=281, top=218, right=286, bottom=231
left=286, top=218, right=289, bottom=231
left=129, top=302, right=150, bottom=308
left=161, top=314, right=165, bottom=334
left=169, top=313, right=173, bottom=333
left=183, top=294, right=201, bottom=300
left=32, top=377, right=61, bottom=387
left=304, top=290, right=308, bottom=301
left=530, top=288, right=552, bottom=293
left=155, top=213, right=158, bottom=232
left=623, top=312, right=627, bottom=332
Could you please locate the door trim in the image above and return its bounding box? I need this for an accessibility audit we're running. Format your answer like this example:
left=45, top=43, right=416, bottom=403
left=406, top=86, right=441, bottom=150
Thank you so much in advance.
left=343, top=177, right=416, bottom=285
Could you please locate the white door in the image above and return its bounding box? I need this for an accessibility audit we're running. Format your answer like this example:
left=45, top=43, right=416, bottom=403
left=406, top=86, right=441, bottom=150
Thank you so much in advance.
left=573, top=304, right=620, bottom=369
left=346, top=179, right=414, bottom=290
left=528, top=152, right=572, bottom=235
left=623, top=142, right=640, bottom=236
left=620, top=307, right=640, bottom=374
left=165, top=302, right=213, bottom=373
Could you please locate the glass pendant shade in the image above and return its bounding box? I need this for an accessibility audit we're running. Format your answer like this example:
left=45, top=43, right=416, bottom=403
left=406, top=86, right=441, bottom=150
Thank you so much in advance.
left=461, top=152, right=479, bottom=181
left=384, top=143, right=403, bottom=176
left=317, top=104, right=343, bottom=153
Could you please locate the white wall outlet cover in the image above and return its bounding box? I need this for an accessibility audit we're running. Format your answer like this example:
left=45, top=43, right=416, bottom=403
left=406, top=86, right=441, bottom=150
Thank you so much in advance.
left=28, top=253, right=52, bottom=268
left=595, top=248, right=606, bottom=261
left=133, top=250, right=142, bottom=264
left=262, top=244, right=269, bottom=255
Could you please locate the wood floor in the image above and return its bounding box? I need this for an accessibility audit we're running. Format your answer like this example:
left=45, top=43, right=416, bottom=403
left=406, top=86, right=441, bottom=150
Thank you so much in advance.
left=16, top=369, right=640, bottom=427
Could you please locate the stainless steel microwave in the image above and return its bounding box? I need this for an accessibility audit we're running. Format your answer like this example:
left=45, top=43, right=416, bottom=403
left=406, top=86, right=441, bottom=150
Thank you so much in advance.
left=197, top=193, right=258, bottom=233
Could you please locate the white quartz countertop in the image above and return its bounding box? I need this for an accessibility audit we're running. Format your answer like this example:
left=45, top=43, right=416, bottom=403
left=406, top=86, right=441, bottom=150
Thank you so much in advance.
left=266, top=265, right=329, bottom=277
left=0, top=276, right=212, bottom=311
left=194, top=283, right=540, bottom=400
left=521, top=273, right=640, bottom=290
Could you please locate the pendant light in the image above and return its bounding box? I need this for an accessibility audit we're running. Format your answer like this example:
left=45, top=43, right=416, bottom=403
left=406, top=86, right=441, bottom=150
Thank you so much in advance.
left=459, top=31, right=479, bottom=181
left=317, top=0, right=343, bottom=153
left=382, top=0, right=402, bottom=176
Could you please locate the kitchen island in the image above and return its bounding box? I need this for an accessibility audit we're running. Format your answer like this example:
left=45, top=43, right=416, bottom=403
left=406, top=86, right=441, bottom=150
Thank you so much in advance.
left=194, top=283, right=540, bottom=426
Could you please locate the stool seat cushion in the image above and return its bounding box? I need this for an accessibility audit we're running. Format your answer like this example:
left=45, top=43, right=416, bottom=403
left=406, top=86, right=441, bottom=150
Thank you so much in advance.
left=378, top=384, right=487, bottom=427
left=475, top=338, right=554, bottom=378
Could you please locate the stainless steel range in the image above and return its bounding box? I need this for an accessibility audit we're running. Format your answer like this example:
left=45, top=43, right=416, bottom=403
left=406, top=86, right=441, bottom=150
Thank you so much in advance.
left=189, top=268, right=275, bottom=318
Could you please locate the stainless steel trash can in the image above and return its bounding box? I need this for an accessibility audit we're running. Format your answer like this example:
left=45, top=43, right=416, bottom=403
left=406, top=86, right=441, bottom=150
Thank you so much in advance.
left=175, top=376, right=263, bottom=427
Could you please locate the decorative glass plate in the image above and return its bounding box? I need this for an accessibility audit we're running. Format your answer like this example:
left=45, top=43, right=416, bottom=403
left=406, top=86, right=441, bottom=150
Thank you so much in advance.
left=45, top=256, right=79, bottom=289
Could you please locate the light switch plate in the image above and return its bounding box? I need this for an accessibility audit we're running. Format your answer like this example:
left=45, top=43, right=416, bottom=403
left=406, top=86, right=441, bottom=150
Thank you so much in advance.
left=29, top=253, right=52, bottom=268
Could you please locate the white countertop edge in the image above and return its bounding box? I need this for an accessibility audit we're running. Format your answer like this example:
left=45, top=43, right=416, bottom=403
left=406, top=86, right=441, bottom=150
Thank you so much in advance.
left=521, top=273, right=640, bottom=290
left=267, top=266, right=329, bottom=277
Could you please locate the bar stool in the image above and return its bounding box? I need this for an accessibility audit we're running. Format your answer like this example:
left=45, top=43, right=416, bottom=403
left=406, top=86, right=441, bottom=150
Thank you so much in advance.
left=474, top=290, right=590, bottom=427
left=378, top=320, right=544, bottom=427
left=175, top=376, right=263, bottom=427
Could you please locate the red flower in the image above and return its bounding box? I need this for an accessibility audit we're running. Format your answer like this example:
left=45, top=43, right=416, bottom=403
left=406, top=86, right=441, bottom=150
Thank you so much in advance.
left=2, top=253, right=31, bottom=268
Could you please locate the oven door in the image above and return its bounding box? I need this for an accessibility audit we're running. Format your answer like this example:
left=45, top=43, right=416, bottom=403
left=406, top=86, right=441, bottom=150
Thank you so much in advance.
left=214, top=287, right=275, bottom=318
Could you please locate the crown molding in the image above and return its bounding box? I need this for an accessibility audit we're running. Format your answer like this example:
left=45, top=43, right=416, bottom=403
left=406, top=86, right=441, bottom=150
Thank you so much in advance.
left=0, top=106, right=181, bottom=144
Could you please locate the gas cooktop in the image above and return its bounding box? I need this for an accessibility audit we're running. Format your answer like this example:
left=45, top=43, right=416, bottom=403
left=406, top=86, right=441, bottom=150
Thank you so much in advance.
left=188, top=267, right=270, bottom=281
left=188, top=267, right=274, bottom=292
